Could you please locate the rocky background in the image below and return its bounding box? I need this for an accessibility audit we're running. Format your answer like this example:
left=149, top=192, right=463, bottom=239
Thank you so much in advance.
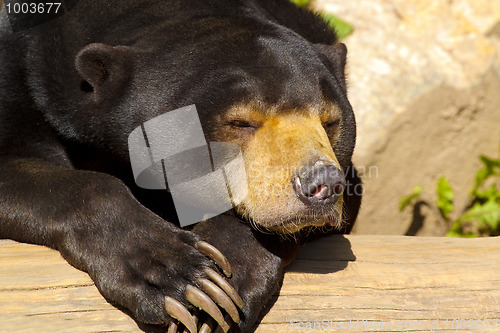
left=314, top=0, right=500, bottom=235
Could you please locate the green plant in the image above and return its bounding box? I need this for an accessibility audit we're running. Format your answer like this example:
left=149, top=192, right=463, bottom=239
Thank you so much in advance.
left=289, top=0, right=354, bottom=39
left=447, top=152, right=500, bottom=237
left=400, top=145, right=500, bottom=237
left=399, top=185, right=423, bottom=212
left=436, top=177, right=454, bottom=220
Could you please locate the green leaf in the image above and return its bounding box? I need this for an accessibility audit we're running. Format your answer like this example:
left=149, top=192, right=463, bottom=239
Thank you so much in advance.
left=446, top=218, right=463, bottom=236
left=437, top=177, right=454, bottom=220
left=289, top=0, right=313, bottom=7
left=445, top=225, right=478, bottom=238
left=473, top=155, right=500, bottom=193
left=460, top=199, right=500, bottom=231
left=445, top=225, right=477, bottom=238
left=445, top=143, right=500, bottom=237
left=474, top=184, right=500, bottom=202
left=399, top=185, right=423, bottom=212
left=480, top=155, right=500, bottom=170
left=320, top=13, right=355, bottom=39
left=471, top=167, right=490, bottom=194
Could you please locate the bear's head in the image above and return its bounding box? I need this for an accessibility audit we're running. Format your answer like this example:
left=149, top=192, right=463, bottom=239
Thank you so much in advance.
left=62, top=15, right=357, bottom=234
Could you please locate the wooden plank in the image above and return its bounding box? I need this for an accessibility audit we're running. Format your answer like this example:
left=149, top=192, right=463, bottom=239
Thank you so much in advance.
left=1, top=235, right=499, bottom=332
left=259, top=236, right=500, bottom=332
left=0, top=241, right=140, bottom=333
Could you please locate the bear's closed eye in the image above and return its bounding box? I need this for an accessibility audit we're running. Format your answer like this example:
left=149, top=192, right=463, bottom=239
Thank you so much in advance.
left=227, top=120, right=260, bottom=130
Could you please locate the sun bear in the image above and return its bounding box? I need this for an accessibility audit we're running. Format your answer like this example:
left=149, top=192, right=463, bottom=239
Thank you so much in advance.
left=0, top=0, right=361, bottom=332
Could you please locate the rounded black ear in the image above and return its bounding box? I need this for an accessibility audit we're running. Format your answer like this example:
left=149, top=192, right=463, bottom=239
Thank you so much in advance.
left=75, top=43, right=134, bottom=100
left=315, top=43, right=348, bottom=93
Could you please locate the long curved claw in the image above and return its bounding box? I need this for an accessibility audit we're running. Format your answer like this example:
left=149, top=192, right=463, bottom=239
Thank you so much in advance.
left=185, top=285, right=230, bottom=333
left=200, top=278, right=240, bottom=323
left=199, top=317, right=217, bottom=333
left=214, top=315, right=234, bottom=333
left=204, top=267, right=244, bottom=309
left=195, top=241, right=232, bottom=277
left=180, top=313, right=200, bottom=333
left=165, top=296, right=197, bottom=333
left=167, top=320, right=178, bottom=333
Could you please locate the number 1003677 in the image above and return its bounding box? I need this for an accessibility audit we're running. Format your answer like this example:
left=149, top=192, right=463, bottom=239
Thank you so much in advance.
left=5, top=2, right=62, bottom=14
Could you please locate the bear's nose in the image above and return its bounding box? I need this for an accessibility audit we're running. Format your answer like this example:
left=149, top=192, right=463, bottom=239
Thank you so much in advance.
left=292, top=164, right=345, bottom=205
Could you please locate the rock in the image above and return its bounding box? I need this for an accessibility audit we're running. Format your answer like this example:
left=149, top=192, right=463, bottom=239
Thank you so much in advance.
left=314, top=0, right=500, bottom=235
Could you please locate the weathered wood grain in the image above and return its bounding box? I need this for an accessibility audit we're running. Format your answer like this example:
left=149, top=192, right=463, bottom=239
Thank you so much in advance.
left=1, top=235, right=499, bottom=332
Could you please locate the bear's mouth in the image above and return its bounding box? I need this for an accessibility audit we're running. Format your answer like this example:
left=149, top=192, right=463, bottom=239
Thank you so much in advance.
left=234, top=205, right=342, bottom=234
left=232, top=191, right=344, bottom=234
left=265, top=213, right=340, bottom=234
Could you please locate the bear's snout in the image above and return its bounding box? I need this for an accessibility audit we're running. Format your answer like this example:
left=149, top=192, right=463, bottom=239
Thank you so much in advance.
left=293, top=163, right=345, bottom=206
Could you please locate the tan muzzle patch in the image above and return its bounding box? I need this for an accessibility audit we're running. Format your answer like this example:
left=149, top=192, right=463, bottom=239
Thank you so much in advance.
left=236, top=113, right=344, bottom=233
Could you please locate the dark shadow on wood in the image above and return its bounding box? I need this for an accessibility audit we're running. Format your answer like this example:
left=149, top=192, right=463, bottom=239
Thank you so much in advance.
left=285, top=235, right=355, bottom=274
left=247, top=235, right=354, bottom=332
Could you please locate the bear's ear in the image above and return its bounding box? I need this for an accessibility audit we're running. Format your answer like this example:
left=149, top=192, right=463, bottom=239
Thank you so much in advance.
left=75, top=43, right=135, bottom=100
left=315, top=43, right=348, bottom=93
